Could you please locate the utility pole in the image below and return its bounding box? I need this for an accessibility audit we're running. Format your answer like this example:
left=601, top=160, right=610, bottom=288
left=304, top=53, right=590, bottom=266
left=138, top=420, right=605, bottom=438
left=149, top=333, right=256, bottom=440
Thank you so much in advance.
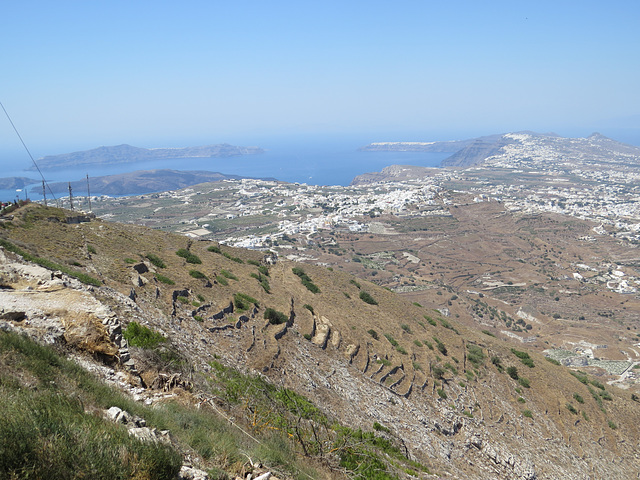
left=68, top=182, right=74, bottom=210
left=42, top=180, right=47, bottom=207
left=86, top=174, right=92, bottom=212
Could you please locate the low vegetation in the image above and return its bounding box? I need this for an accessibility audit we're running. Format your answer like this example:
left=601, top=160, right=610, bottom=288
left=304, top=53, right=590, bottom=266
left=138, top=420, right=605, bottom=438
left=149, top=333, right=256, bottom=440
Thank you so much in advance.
left=175, top=248, right=202, bottom=264
left=292, top=267, right=320, bottom=293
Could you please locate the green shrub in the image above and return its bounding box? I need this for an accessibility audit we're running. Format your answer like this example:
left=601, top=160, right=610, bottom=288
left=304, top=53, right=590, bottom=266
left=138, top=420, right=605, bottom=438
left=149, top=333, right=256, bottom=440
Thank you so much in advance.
left=207, top=245, right=221, bottom=254
left=506, top=366, right=519, bottom=380
left=359, top=291, right=378, bottom=305
left=189, top=270, right=207, bottom=279
left=481, top=329, right=495, bottom=337
left=233, top=293, right=258, bottom=311
left=518, top=377, right=530, bottom=388
left=367, top=329, right=379, bottom=340
left=222, top=252, right=244, bottom=263
left=219, top=269, right=238, bottom=280
left=155, top=274, right=175, bottom=285
left=124, top=257, right=136, bottom=264
left=566, top=403, right=578, bottom=414
left=177, top=296, right=188, bottom=304
left=433, top=337, right=447, bottom=356
left=215, top=275, right=228, bottom=286
left=608, top=420, right=617, bottom=429
left=437, top=388, right=447, bottom=399
left=520, top=357, right=535, bottom=368
left=413, top=339, right=423, bottom=347
left=570, top=371, right=589, bottom=384
left=444, top=363, right=457, bottom=375
left=145, top=253, right=166, bottom=268
left=401, top=324, right=412, bottom=334
left=545, top=357, right=561, bottom=365
left=424, top=315, right=437, bottom=326
left=523, top=409, right=533, bottom=418
left=87, top=244, right=97, bottom=254
left=383, top=333, right=399, bottom=347
left=467, top=344, right=485, bottom=367
left=517, top=397, right=526, bottom=404
left=122, top=321, right=166, bottom=349
left=264, top=308, right=288, bottom=325
left=373, top=422, right=390, bottom=433
left=396, top=346, right=408, bottom=355
left=193, top=315, right=204, bottom=322
left=176, top=248, right=201, bottom=264
left=432, top=366, right=445, bottom=380
left=292, top=267, right=320, bottom=293
left=573, top=393, right=584, bottom=404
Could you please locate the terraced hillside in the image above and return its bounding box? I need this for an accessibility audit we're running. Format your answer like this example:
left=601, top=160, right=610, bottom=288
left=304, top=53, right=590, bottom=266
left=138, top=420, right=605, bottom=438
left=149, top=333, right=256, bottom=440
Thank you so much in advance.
left=2, top=204, right=640, bottom=479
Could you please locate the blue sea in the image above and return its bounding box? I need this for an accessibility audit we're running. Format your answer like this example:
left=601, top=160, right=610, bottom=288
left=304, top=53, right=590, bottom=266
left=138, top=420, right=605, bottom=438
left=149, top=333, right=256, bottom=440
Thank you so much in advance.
left=1, top=128, right=639, bottom=203
left=0, top=136, right=451, bottom=202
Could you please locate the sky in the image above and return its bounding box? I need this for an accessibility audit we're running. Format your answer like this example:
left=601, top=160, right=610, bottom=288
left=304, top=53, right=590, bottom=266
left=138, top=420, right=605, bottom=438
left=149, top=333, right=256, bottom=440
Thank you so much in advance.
left=2, top=0, right=640, bottom=158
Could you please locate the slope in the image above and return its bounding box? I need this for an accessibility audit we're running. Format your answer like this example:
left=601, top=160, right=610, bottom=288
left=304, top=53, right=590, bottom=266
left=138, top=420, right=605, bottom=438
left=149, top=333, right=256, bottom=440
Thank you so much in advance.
left=1, top=204, right=640, bottom=479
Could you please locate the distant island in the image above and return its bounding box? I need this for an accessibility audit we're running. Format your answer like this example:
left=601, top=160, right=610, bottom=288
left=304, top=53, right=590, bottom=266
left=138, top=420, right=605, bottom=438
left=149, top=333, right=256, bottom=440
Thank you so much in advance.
left=29, top=143, right=264, bottom=170
left=359, top=131, right=639, bottom=168
left=0, top=177, right=39, bottom=189
left=33, top=169, right=276, bottom=196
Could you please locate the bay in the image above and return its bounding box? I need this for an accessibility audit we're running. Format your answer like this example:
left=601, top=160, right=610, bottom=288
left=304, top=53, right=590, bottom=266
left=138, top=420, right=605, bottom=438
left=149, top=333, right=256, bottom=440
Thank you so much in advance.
left=0, top=137, right=450, bottom=202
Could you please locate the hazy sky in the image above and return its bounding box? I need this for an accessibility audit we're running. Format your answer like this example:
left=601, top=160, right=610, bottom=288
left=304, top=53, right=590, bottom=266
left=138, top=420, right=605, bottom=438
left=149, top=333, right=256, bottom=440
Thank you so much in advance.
left=2, top=0, right=639, bottom=155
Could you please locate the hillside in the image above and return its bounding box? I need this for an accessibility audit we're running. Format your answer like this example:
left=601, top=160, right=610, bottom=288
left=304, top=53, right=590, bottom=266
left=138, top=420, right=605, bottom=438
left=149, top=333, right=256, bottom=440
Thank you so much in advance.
left=2, top=204, right=640, bottom=479
left=38, top=169, right=275, bottom=196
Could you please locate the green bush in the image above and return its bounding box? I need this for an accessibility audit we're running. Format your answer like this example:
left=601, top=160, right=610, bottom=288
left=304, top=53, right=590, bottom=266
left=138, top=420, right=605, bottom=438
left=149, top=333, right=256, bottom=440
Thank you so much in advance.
left=145, top=253, right=166, bottom=268
left=359, top=291, right=378, bottom=305
left=433, top=337, right=447, bottom=356
left=523, top=409, right=533, bottom=418
left=222, top=252, right=244, bottom=263
left=217, top=269, right=236, bottom=280
left=467, top=344, right=485, bottom=367
left=437, top=388, right=447, bottom=399
left=573, top=393, right=584, bottom=404
left=176, top=248, right=201, bottom=264
left=367, top=329, right=379, bottom=340
left=189, top=270, right=207, bottom=279
left=506, top=366, right=519, bottom=380
left=122, top=321, right=166, bottom=349
left=264, top=308, right=288, bottom=325
left=518, top=377, right=531, bottom=388
left=424, top=315, right=437, bottom=326
left=383, top=333, right=399, bottom=347
left=401, top=324, right=412, bottom=334
left=155, top=274, right=175, bottom=285
left=207, top=245, right=221, bottom=254
left=233, top=293, right=258, bottom=311
left=292, top=267, right=320, bottom=293
left=566, top=403, right=578, bottom=414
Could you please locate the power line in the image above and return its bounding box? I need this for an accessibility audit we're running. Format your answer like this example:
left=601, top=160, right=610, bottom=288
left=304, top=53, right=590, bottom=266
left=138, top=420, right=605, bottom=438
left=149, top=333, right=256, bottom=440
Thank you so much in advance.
left=0, top=100, right=57, bottom=204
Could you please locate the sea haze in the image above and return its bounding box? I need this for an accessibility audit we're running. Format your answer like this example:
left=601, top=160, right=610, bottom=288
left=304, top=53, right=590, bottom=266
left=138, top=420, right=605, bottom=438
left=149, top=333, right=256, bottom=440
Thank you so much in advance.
left=0, top=136, right=450, bottom=202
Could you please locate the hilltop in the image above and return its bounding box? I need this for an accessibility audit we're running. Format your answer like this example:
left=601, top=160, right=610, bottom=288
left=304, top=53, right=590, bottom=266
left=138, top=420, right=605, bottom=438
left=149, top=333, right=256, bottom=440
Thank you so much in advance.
left=2, top=203, right=640, bottom=479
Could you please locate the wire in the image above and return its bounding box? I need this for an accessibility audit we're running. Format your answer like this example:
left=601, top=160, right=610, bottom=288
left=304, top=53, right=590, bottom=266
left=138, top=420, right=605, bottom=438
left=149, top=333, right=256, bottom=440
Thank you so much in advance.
left=0, top=100, right=57, bottom=202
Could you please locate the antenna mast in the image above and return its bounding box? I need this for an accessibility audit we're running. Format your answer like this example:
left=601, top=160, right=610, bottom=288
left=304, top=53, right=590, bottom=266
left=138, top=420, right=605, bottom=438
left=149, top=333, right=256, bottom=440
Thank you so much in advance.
left=68, top=182, right=74, bottom=210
